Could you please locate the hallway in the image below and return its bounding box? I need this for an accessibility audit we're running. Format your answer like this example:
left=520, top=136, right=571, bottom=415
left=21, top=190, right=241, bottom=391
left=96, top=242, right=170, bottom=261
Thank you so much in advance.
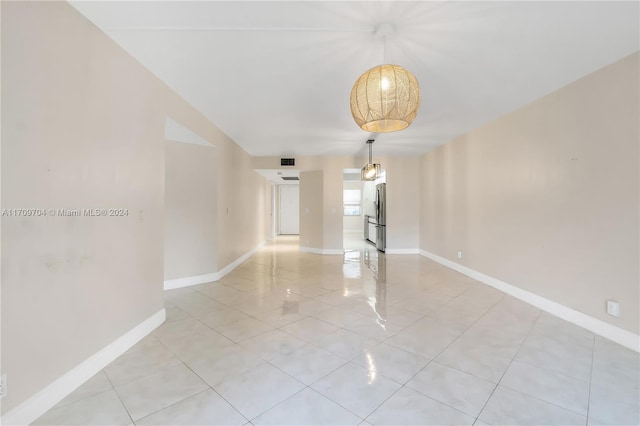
left=35, top=237, right=639, bottom=425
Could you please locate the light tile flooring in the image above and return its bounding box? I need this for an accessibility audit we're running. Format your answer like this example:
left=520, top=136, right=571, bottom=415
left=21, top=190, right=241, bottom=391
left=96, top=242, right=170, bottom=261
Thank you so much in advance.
left=35, top=235, right=639, bottom=425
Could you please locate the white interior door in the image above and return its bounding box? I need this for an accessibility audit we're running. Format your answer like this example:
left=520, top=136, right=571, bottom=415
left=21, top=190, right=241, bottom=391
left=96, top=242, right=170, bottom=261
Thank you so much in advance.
left=279, top=185, right=300, bottom=234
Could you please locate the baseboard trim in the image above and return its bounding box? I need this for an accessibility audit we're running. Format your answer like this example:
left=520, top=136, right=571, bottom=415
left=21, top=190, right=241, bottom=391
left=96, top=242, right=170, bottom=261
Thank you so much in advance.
left=164, top=241, right=266, bottom=290
left=419, top=249, right=640, bottom=353
left=164, top=272, right=219, bottom=290
left=300, top=246, right=344, bottom=255
left=215, top=241, right=266, bottom=279
left=1, top=308, right=166, bottom=426
left=385, top=248, right=419, bottom=254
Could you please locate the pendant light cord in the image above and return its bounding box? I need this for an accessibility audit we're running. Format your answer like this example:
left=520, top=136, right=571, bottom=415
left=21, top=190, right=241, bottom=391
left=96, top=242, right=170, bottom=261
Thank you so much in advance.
left=382, top=34, right=387, bottom=64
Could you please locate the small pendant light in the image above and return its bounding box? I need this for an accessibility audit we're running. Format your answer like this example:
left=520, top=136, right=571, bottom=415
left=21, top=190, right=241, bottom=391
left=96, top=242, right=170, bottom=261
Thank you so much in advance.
left=361, top=139, right=381, bottom=181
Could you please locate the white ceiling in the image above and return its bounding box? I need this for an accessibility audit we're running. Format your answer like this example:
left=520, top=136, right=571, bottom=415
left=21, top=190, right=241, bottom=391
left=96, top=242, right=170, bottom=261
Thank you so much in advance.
left=70, top=1, right=639, bottom=158
left=255, top=168, right=301, bottom=185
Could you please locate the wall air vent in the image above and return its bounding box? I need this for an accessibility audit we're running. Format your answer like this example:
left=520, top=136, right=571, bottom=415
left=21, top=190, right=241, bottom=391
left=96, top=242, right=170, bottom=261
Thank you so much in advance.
left=281, top=177, right=299, bottom=181
left=281, top=158, right=295, bottom=166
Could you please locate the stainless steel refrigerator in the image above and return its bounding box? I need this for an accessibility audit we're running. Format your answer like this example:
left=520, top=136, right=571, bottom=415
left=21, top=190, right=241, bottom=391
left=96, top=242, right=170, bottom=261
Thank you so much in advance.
left=375, top=183, right=386, bottom=252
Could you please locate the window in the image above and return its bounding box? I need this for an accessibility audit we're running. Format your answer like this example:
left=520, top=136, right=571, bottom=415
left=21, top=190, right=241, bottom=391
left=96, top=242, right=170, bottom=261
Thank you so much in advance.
left=343, top=189, right=361, bottom=216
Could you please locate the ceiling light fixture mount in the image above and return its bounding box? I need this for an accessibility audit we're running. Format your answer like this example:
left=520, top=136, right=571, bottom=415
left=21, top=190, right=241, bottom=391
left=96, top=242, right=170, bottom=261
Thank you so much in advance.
left=361, top=139, right=381, bottom=181
left=350, top=23, right=421, bottom=133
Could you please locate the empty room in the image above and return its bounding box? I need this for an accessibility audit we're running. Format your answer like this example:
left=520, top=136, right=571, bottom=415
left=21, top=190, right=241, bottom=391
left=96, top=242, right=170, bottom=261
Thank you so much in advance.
left=2, top=1, right=639, bottom=425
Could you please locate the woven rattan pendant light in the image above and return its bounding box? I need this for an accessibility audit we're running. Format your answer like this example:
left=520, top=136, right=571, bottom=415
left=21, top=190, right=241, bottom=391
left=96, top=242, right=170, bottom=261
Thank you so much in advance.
left=350, top=24, right=421, bottom=133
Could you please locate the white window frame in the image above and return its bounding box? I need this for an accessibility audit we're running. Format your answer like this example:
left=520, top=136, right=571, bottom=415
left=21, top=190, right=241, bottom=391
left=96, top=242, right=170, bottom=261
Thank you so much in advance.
left=343, top=189, right=362, bottom=217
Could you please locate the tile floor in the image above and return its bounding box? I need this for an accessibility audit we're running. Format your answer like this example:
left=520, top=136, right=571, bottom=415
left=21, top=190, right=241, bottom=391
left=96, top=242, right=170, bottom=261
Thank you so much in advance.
left=35, top=235, right=639, bottom=425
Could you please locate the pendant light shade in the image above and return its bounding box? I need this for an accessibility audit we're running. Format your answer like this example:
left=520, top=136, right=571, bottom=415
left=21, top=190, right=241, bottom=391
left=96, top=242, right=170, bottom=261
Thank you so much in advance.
left=361, top=139, right=381, bottom=181
left=361, top=163, right=381, bottom=181
left=350, top=64, right=421, bottom=133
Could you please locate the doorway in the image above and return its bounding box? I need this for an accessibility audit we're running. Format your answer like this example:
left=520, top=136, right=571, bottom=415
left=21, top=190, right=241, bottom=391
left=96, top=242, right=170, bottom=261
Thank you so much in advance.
left=343, top=169, right=364, bottom=250
left=279, top=185, right=300, bottom=234
left=343, top=168, right=386, bottom=250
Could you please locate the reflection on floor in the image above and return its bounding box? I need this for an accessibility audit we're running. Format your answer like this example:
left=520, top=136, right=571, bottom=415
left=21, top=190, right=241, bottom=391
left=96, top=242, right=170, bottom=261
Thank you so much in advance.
left=343, top=232, right=371, bottom=251
left=36, top=236, right=639, bottom=425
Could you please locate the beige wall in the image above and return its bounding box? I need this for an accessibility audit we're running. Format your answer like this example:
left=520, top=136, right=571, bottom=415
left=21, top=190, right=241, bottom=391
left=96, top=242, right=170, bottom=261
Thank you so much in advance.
left=254, top=156, right=421, bottom=251
left=163, top=92, right=270, bottom=274
left=420, top=52, right=639, bottom=333
left=164, top=141, right=217, bottom=279
left=300, top=171, right=324, bottom=249
left=1, top=1, right=269, bottom=414
left=384, top=157, right=420, bottom=251
left=1, top=1, right=164, bottom=413
left=164, top=103, right=269, bottom=275
left=320, top=159, right=347, bottom=250
left=216, top=141, right=270, bottom=268
left=274, top=185, right=281, bottom=236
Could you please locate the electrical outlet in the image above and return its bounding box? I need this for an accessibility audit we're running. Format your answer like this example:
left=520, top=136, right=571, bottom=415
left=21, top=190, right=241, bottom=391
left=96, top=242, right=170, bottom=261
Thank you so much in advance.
left=607, top=300, right=620, bottom=317
left=0, top=374, right=7, bottom=399
left=457, top=251, right=463, bottom=259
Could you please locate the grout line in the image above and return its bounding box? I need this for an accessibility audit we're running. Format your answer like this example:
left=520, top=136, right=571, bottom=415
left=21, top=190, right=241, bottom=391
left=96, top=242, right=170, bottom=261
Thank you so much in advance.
left=402, top=358, right=497, bottom=419
left=103, top=370, right=137, bottom=425
left=43, top=372, right=113, bottom=411
left=259, top=359, right=365, bottom=422
left=507, top=349, right=593, bottom=385
left=495, top=382, right=590, bottom=420
left=177, top=361, right=250, bottom=424
left=361, top=275, right=510, bottom=423
left=474, top=309, right=543, bottom=421
left=391, top=293, right=508, bottom=422
left=150, top=312, right=259, bottom=421
left=37, top=387, right=115, bottom=417
left=491, top=312, right=592, bottom=419
left=247, top=384, right=310, bottom=423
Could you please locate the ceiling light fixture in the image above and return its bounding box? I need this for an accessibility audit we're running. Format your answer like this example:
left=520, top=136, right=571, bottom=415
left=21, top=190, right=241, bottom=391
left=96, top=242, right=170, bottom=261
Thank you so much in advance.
left=362, top=139, right=381, bottom=181
left=350, top=23, right=421, bottom=133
